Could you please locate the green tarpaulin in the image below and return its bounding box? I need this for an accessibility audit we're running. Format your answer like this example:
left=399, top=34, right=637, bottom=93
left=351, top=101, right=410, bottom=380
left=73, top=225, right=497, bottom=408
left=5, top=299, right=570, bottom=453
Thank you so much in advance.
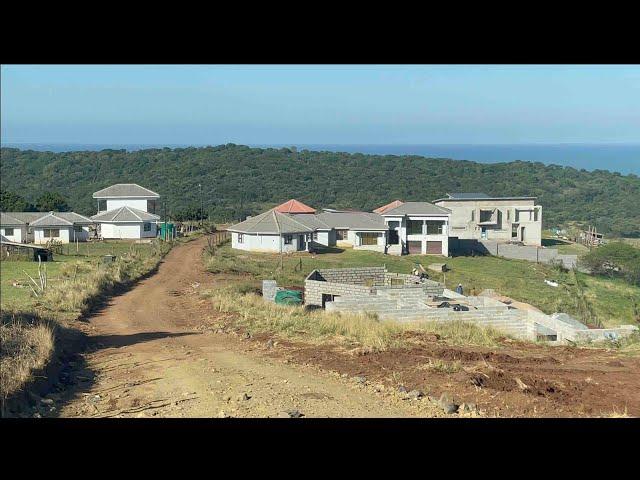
left=275, top=289, right=303, bottom=305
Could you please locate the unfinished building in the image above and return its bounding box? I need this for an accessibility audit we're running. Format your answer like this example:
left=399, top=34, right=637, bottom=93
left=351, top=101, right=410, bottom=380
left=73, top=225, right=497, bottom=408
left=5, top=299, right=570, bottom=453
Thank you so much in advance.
left=288, top=266, right=638, bottom=345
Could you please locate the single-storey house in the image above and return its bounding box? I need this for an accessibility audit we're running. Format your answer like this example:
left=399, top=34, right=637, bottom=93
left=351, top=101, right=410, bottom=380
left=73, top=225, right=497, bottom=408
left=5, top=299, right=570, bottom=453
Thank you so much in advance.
left=0, top=211, right=93, bottom=244
left=228, top=199, right=451, bottom=255
left=91, top=183, right=161, bottom=239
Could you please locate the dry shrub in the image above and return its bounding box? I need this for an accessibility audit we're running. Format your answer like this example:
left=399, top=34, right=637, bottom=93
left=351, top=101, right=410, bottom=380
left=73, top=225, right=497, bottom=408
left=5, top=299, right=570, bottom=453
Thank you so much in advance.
left=203, top=285, right=505, bottom=351
left=0, top=313, right=54, bottom=407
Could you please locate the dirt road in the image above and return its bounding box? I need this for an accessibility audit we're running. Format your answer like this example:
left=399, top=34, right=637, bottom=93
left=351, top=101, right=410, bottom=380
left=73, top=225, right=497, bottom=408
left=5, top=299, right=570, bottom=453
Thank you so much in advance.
left=55, top=237, right=442, bottom=418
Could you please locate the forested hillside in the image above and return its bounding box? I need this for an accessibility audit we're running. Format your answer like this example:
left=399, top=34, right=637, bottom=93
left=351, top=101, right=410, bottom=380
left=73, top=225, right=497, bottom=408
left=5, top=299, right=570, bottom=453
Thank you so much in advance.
left=2, top=144, right=639, bottom=236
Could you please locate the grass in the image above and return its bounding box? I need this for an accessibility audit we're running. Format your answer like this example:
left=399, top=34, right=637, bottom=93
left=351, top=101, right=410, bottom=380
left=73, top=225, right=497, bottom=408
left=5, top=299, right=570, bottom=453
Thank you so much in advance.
left=0, top=238, right=177, bottom=408
left=202, top=284, right=505, bottom=351
left=0, top=312, right=54, bottom=410
left=205, top=244, right=640, bottom=328
left=542, top=237, right=590, bottom=256
left=419, top=358, right=462, bottom=374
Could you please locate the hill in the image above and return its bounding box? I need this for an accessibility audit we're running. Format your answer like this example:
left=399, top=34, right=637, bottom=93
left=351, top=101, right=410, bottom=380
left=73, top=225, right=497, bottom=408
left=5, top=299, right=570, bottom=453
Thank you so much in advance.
left=1, top=144, right=639, bottom=236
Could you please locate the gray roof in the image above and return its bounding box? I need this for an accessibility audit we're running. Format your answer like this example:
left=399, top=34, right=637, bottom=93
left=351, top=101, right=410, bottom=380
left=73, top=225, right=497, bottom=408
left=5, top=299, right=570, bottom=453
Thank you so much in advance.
left=434, top=193, right=537, bottom=202
left=448, top=192, right=490, bottom=199
left=92, top=183, right=160, bottom=199
left=380, top=202, right=451, bottom=216
left=290, top=214, right=332, bottom=230
left=91, top=206, right=160, bottom=222
left=1, top=211, right=93, bottom=226
left=228, top=209, right=315, bottom=234
left=316, top=211, right=387, bottom=230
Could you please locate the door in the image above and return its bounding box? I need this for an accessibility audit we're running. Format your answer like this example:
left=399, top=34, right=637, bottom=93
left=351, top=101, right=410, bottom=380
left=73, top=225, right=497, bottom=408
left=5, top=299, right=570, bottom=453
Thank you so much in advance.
left=388, top=229, right=399, bottom=245
left=407, top=241, right=422, bottom=254
left=521, top=227, right=526, bottom=242
left=297, top=234, right=306, bottom=251
left=426, top=241, right=442, bottom=255
left=481, top=227, right=487, bottom=239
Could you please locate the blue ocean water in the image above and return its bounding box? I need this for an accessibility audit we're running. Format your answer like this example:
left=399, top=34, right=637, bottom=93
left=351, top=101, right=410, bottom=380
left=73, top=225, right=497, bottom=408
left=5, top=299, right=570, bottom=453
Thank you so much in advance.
left=2, top=143, right=638, bottom=175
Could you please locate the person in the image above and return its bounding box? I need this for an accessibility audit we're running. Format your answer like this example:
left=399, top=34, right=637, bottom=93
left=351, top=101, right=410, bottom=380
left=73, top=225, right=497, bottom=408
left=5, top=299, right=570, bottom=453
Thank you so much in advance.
left=455, top=283, right=464, bottom=295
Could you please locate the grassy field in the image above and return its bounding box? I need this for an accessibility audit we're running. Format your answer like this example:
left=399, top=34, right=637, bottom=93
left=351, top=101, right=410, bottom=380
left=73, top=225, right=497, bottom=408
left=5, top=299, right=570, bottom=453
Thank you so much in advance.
left=205, top=244, right=640, bottom=328
left=1, top=241, right=156, bottom=311
left=1, top=238, right=178, bottom=406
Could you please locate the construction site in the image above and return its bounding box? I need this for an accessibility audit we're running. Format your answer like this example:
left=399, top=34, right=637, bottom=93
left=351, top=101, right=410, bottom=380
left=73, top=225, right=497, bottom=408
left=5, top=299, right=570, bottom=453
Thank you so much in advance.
left=263, top=266, right=638, bottom=345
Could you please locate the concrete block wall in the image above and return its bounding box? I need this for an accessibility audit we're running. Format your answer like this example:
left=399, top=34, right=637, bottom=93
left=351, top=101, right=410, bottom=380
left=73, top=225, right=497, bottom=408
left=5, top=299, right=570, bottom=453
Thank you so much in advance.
left=262, top=280, right=282, bottom=303
left=307, top=267, right=387, bottom=285
left=304, top=279, right=374, bottom=307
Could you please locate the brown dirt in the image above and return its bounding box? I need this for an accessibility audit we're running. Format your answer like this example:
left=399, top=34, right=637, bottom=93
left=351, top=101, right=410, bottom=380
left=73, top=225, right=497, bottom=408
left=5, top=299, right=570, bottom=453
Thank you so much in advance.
left=24, top=236, right=640, bottom=418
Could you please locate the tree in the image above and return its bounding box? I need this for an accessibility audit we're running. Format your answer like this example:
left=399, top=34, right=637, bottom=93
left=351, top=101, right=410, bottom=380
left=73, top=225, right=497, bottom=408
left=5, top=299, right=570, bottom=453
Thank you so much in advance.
left=0, top=189, right=34, bottom=211
left=35, top=192, right=70, bottom=212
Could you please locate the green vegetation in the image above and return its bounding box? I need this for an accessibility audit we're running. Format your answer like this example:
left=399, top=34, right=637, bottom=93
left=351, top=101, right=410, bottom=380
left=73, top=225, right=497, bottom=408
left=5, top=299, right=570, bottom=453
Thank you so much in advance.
left=0, top=239, right=174, bottom=404
left=203, top=284, right=505, bottom=351
left=2, top=144, right=639, bottom=236
left=205, top=244, right=640, bottom=328
left=580, top=242, right=640, bottom=286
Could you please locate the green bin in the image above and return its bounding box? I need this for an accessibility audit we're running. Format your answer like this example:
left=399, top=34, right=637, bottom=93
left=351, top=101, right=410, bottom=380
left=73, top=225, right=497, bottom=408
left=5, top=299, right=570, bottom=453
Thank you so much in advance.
left=275, top=290, right=303, bottom=305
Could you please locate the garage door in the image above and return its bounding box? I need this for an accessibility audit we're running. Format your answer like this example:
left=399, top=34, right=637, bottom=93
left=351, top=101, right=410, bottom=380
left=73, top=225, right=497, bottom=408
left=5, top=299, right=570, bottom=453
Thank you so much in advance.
left=407, top=241, right=422, bottom=254
left=426, top=241, right=442, bottom=254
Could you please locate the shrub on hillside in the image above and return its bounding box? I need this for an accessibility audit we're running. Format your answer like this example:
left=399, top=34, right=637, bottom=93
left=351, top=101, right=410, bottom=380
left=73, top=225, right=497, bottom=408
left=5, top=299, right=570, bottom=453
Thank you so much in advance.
left=579, top=242, right=640, bottom=285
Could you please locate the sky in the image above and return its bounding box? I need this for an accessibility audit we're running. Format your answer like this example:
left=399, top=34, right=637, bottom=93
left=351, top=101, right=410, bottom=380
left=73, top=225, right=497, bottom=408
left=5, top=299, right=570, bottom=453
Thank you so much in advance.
left=1, top=65, right=639, bottom=145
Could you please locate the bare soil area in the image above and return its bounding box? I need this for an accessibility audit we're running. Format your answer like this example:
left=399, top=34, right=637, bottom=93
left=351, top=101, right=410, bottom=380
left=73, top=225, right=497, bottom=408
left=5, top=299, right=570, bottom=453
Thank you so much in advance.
left=20, top=236, right=639, bottom=418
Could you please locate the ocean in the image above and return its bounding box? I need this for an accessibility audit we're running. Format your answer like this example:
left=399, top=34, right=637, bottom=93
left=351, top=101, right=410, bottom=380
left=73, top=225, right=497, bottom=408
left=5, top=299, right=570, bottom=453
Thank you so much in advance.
left=2, top=143, right=638, bottom=175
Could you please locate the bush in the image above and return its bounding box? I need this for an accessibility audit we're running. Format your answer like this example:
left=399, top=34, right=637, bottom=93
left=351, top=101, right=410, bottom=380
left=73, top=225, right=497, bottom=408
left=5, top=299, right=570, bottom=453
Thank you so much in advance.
left=579, top=242, right=640, bottom=285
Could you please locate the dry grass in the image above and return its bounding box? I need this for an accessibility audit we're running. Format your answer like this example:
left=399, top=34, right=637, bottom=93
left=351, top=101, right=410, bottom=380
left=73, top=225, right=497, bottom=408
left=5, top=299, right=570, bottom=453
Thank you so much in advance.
left=0, top=313, right=54, bottom=407
left=418, top=358, right=462, bottom=374
left=203, top=284, right=505, bottom=351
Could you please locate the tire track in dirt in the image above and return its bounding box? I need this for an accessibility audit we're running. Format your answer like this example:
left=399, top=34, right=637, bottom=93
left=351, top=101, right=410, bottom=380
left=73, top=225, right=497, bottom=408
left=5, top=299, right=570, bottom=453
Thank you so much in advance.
left=56, top=237, right=443, bottom=418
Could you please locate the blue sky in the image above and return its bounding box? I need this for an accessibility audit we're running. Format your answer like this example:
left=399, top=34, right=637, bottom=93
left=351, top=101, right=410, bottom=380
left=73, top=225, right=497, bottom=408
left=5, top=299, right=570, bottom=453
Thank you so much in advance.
left=1, top=65, right=639, bottom=145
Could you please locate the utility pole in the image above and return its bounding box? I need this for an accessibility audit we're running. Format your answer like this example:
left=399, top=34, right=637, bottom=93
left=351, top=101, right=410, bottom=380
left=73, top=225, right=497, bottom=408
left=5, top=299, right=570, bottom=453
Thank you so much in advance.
left=198, top=183, right=203, bottom=230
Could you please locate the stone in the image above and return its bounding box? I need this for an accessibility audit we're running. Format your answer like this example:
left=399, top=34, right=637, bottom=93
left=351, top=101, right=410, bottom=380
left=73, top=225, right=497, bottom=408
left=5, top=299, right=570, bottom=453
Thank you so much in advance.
left=278, top=409, right=304, bottom=418
left=461, top=403, right=477, bottom=413
left=33, top=412, right=42, bottom=418
left=40, top=398, right=54, bottom=405
left=353, top=375, right=367, bottom=385
left=266, top=339, right=275, bottom=349
left=243, top=332, right=252, bottom=340
left=239, top=393, right=251, bottom=401
left=407, top=389, right=424, bottom=400
left=441, top=402, right=459, bottom=414
left=398, top=385, right=408, bottom=394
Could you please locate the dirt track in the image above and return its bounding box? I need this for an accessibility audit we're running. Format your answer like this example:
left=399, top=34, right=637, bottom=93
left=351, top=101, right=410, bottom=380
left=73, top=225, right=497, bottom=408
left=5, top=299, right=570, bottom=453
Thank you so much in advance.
left=54, top=237, right=443, bottom=418
left=49, top=236, right=639, bottom=418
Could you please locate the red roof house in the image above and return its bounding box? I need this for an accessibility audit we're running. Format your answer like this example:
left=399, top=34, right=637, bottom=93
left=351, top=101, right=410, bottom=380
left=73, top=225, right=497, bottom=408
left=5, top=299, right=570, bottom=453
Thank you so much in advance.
left=373, top=200, right=404, bottom=214
left=274, top=199, right=316, bottom=214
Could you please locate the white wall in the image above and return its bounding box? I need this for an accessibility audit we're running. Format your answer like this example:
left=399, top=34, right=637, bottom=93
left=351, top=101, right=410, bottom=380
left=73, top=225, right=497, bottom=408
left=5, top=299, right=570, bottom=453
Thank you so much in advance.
left=34, top=227, right=72, bottom=244
left=104, top=198, right=150, bottom=212
left=1, top=226, right=25, bottom=243
left=231, top=232, right=308, bottom=253
left=101, top=223, right=139, bottom=239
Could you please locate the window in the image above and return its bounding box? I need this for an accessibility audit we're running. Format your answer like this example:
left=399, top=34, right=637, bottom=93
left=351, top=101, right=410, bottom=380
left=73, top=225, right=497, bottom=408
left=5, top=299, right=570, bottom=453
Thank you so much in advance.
left=238, top=233, right=244, bottom=244
left=471, top=210, right=475, bottom=221
left=312, top=231, right=318, bottom=241
left=512, top=224, right=519, bottom=238
left=360, top=232, right=379, bottom=246
left=284, top=235, right=293, bottom=245
left=479, top=209, right=493, bottom=223
left=44, top=228, right=60, bottom=238
left=147, top=199, right=158, bottom=214
left=74, top=226, right=83, bottom=233
left=426, top=221, right=443, bottom=235
left=335, top=229, right=348, bottom=240
left=98, top=200, right=107, bottom=211
left=507, top=209, right=511, bottom=221
left=4, top=228, right=14, bottom=236
left=407, top=220, right=423, bottom=235
left=143, top=223, right=151, bottom=232
left=534, top=208, right=539, bottom=222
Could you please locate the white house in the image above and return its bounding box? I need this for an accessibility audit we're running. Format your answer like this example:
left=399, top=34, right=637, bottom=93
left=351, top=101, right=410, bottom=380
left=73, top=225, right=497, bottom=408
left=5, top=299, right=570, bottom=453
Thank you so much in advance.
left=92, top=206, right=159, bottom=239
left=91, top=184, right=161, bottom=239
left=378, top=202, right=451, bottom=255
left=0, top=211, right=93, bottom=244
